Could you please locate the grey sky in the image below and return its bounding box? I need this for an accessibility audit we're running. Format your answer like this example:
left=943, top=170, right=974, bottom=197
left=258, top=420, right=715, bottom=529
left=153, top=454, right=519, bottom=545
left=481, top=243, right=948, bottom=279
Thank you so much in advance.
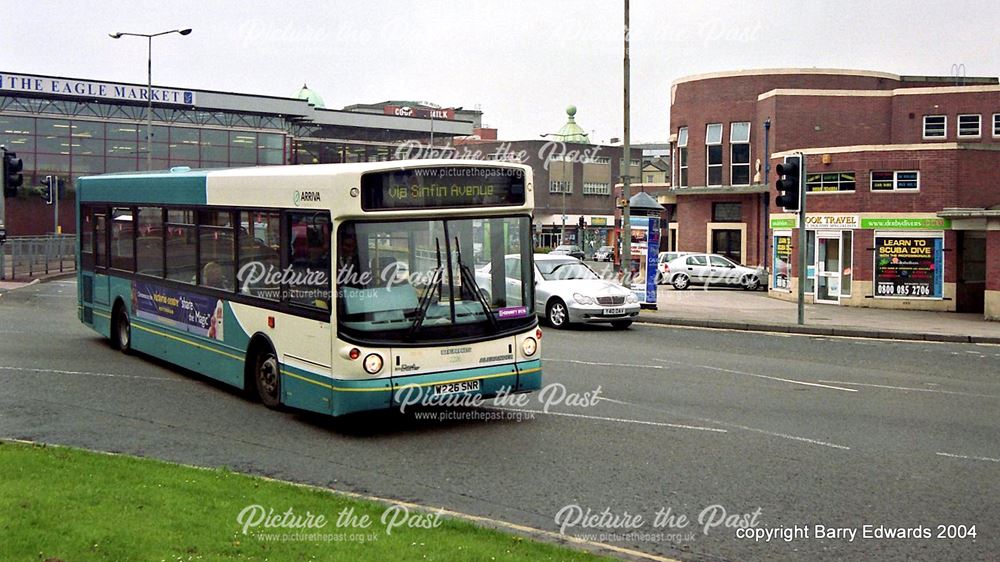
left=7, top=0, right=999, bottom=143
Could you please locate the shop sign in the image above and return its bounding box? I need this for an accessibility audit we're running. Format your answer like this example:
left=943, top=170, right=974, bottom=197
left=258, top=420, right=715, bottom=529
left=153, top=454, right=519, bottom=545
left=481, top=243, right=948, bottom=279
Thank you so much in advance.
left=770, top=217, right=797, bottom=229
left=0, top=72, right=195, bottom=105
left=873, top=236, right=943, bottom=299
left=860, top=217, right=950, bottom=230
left=590, top=217, right=608, bottom=226
left=805, top=215, right=859, bottom=229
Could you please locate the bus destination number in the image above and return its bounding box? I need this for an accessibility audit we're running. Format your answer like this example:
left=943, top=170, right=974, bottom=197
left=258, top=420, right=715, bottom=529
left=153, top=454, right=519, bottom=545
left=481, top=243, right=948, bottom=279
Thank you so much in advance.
left=434, top=380, right=481, bottom=396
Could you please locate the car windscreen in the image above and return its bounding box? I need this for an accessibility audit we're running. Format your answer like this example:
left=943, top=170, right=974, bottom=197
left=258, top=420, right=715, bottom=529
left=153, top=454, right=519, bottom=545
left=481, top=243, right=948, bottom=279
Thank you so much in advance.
left=537, top=260, right=599, bottom=281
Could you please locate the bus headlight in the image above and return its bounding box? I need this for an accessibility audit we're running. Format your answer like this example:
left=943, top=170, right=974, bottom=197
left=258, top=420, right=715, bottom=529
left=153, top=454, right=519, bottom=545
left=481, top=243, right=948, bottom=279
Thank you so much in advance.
left=521, top=337, right=537, bottom=356
left=363, top=353, right=383, bottom=374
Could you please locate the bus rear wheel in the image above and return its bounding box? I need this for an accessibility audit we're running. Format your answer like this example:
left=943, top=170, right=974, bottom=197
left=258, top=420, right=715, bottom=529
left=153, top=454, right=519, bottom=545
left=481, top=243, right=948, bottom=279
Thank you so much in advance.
left=253, top=348, right=282, bottom=409
left=112, top=305, right=132, bottom=354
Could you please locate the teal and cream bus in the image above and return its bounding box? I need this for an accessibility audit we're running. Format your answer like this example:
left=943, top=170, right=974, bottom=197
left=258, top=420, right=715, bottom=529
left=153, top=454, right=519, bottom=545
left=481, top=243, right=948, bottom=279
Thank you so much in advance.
left=77, top=160, right=541, bottom=416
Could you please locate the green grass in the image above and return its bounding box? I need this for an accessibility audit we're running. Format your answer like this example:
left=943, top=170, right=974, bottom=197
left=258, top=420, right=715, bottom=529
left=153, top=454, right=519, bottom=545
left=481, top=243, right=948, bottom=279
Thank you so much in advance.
left=0, top=440, right=615, bottom=562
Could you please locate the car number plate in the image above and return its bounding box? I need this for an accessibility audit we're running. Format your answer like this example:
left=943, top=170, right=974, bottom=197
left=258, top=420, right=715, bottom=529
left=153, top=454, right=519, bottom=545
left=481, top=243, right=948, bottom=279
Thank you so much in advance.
left=603, top=307, right=626, bottom=315
left=434, top=379, right=481, bottom=395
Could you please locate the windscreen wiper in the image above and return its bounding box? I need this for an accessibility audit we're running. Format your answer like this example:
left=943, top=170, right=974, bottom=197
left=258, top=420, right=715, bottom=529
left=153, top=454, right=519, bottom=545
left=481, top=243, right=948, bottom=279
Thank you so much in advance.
left=455, top=236, right=498, bottom=330
left=407, top=238, right=444, bottom=339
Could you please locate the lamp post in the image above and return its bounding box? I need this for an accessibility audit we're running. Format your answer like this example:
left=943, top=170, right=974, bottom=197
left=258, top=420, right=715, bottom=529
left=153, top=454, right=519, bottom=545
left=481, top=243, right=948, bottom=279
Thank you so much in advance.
left=109, top=28, right=192, bottom=171
left=540, top=133, right=569, bottom=245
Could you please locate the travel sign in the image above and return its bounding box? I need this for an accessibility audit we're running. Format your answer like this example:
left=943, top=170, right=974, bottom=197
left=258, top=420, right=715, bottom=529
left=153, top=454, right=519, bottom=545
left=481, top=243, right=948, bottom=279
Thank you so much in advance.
left=0, top=73, right=195, bottom=106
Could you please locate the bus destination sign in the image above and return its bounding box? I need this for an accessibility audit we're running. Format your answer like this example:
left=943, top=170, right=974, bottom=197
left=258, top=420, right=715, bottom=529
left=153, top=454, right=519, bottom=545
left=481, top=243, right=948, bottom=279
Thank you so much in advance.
left=361, top=167, right=525, bottom=211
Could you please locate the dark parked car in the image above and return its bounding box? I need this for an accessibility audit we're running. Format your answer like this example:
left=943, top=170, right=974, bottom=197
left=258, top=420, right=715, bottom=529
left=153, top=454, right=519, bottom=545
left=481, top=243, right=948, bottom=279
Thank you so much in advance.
left=550, top=244, right=585, bottom=260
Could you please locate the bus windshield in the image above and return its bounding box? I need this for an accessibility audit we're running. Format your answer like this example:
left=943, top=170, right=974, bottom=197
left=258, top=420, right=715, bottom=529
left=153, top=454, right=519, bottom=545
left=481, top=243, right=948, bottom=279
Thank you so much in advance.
left=337, top=215, right=534, bottom=344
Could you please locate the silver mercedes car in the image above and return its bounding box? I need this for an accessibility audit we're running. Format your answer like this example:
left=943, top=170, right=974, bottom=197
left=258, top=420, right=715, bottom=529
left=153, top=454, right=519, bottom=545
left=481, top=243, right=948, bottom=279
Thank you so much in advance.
left=477, top=254, right=639, bottom=329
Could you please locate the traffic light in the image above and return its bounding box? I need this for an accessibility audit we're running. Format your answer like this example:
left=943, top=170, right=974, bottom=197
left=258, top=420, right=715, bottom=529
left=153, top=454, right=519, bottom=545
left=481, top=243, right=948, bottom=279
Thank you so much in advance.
left=775, top=155, right=802, bottom=212
left=40, top=175, right=54, bottom=205
left=578, top=216, right=586, bottom=228
left=3, top=149, right=24, bottom=198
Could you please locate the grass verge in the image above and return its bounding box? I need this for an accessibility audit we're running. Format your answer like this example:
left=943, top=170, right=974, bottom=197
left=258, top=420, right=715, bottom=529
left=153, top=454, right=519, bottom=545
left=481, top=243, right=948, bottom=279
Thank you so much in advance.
left=0, top=440, right=616, bottom=562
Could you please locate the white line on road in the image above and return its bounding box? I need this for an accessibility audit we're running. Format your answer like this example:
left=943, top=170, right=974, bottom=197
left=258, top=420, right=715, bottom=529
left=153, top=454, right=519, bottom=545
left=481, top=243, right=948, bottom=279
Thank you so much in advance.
left=817, top=380, right=999, bottom=399
left=0, top=365, right=182, bottom=382
left=592, top=395, right=851, bottom=450
left=546, top=358, right=675, bottom=371
left=485, top=406, right=729, bottom=433
left=653, top=358, right=858, bottom=393
left=935, top=452, right=1000, bottom=463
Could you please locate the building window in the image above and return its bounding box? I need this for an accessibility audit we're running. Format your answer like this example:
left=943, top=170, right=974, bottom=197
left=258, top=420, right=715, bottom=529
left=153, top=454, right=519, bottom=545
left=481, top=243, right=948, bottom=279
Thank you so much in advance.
left=957, top=114, right=981, bottom=138
left=730, top=122, right=750, bottom=186
left=712, top=202, right=742, bottom=222
left=806, top=172, right=856, bottom=192
left=706, top=123, right=723, bottom=186
left=994, top=113, right=1000, bottom=137
left=583, top=182, right=610, bottom=195
left=588, top=156, right=610, bottom=165
left=549, top=180, right=572, bottom=194
left=871, top=170, right=919, bottom=191
left=645, top=174, right=654, bottom=182
left=677, top=127, right=688, bottom=188
left=923, top=115, right=946, bottom=138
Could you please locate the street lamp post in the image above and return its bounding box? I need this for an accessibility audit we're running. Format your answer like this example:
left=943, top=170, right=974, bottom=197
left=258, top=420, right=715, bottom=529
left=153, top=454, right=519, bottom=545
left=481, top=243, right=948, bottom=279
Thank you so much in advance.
left=109, top=28, right=192, bottom=171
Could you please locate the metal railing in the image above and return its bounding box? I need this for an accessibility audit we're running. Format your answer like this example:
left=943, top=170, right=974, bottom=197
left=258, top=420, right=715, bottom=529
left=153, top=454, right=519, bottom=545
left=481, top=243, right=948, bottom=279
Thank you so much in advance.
left=0, top=234, right=77, bottom=281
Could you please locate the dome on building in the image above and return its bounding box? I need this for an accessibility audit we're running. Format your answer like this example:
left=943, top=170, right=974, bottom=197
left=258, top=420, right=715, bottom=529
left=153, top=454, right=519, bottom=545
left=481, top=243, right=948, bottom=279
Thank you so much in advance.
left=550, top=105, right=590, bottom=144
left=296, top=83, right=325, bottom=108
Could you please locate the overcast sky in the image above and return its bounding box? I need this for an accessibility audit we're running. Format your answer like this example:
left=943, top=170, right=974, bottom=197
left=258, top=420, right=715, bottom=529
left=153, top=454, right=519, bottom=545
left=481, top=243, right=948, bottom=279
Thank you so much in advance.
left=7, top=0, right=999, bottom=143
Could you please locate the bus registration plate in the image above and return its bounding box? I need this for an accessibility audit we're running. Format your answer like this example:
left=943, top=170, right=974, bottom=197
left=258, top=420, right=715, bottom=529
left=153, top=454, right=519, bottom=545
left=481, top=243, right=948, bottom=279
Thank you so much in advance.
left=434, top=380, right=481, bottom=395
left=603, top=307, right=626, bottom=315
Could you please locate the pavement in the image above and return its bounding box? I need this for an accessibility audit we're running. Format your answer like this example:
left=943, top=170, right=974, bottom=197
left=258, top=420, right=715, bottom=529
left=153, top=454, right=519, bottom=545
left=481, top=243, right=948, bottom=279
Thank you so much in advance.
left=639, top=286, right=1000, bottom=344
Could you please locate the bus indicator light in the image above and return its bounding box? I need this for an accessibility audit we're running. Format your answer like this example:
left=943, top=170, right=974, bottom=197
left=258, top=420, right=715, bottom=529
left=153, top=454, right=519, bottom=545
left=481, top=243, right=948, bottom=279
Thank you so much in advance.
left=267, top=316, right=275, bottom=328
left=349, top=348, right=360, bottom=360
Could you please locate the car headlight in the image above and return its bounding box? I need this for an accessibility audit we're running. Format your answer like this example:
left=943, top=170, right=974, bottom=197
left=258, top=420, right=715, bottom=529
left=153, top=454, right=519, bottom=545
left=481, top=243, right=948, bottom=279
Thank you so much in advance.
left=521, top=337, right=537, bottom=356
left=573, top=293, right=595, bottom=305
left=625, top=293, right=639, bottom=304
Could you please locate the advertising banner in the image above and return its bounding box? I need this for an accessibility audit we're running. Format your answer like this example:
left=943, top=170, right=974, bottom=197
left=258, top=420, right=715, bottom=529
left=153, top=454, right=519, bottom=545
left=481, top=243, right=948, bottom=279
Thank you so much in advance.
left=873, top=236, right=943, bottom=299
left=644, top=217, right=660, bottom=304
left=772, top=235, right=792, bottom=291
left=133, top=280, right=225, bottom=340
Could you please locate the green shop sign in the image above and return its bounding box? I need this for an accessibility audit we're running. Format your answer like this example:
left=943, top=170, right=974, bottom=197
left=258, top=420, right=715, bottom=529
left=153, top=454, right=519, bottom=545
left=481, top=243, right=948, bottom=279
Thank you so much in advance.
left=860, top=218, right=951, bottom=230
left=770, top=217, right=797, bottom=229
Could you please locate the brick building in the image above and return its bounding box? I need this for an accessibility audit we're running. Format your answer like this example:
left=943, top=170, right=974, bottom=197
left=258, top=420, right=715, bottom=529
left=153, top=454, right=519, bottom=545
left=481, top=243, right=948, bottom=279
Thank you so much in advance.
left=666, top=68, right=1000, bottom=319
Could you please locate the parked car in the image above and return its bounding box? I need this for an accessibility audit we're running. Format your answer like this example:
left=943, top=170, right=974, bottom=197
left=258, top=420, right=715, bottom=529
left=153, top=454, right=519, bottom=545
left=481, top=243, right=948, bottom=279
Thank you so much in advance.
left=476, top=254, right=639, bottom=329
left=656, top=251, right=692, bottom=284
left=661, top=253, right=763, bottom=290
left=593, top=245, right=614, bottom=262
left=549, top=244, right=586, bottom=260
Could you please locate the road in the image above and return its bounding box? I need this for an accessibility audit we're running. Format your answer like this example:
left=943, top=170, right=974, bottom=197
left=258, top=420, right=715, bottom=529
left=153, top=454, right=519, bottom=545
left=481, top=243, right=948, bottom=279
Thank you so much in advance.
left=2, top=278, right=999, bottom=561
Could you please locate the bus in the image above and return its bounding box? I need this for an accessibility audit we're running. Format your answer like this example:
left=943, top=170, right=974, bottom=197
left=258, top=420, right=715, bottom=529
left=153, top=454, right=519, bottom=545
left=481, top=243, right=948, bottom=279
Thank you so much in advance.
left=76, top=160, right=541, bottom=416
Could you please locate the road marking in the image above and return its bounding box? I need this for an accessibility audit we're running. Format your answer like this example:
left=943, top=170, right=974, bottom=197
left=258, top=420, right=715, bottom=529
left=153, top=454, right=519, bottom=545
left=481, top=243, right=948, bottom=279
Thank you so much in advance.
left=636, top=321, right=996, bottom=346
left=486, top=406, right=728, bottom=433
left=935, top=452, right=1000, bottom=463
left=0, top=365, right=183, bottom=382
left=589, top=395, right=851, bottom=450
left=653, top=358, right=858, bottom=393
left=817, top=380, right=999, bottom=399
left=547, top=358, right=675, bottom=371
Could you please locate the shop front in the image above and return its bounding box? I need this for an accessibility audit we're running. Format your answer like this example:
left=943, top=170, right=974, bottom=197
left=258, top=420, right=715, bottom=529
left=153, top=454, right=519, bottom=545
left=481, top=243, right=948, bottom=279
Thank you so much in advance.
left=769, top=214, right=954, bottom=312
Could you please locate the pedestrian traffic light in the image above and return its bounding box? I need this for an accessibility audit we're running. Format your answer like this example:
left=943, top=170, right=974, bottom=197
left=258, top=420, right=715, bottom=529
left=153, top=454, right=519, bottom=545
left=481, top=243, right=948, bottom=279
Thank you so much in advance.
left=3, top=149, right=24, bottom=198
left=40, top=175, right=54, bottom=205
left=775, top=155, right=801, bottom=212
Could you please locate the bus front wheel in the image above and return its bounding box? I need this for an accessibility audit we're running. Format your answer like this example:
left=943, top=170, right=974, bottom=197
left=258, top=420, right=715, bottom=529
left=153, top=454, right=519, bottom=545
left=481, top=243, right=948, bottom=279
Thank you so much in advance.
left=112, top=304, right=132, bottom=354
left=253, top=348, right=282, bottom=409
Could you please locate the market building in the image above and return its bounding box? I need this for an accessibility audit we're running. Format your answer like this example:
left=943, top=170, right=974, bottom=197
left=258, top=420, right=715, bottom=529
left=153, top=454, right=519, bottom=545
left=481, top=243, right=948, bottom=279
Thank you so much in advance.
left=0, top=71, right=475, bottom=235
left=666, top=68, right=1000, bottom=319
